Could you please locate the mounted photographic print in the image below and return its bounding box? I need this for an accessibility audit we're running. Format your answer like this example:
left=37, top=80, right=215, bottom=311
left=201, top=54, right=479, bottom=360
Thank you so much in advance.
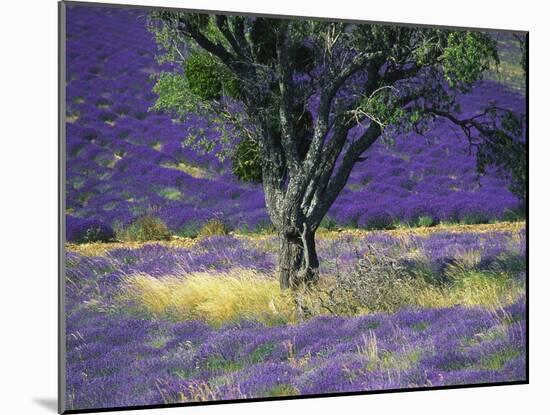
left=59, top=1, right=528, bottom=413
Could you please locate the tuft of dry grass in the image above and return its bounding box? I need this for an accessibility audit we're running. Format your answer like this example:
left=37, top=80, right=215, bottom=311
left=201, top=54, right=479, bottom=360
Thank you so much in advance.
left=116, top=215, right=173, bottom=242
left=198, top=219, right=231, bottom=238
left=413, top=270, right=524, bottom=309
left=118, top=269, right=295, bottom=326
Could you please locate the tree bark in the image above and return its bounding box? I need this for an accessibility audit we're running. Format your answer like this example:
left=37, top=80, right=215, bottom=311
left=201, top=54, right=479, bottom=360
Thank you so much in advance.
left=278, top=224, right=319, bottom=290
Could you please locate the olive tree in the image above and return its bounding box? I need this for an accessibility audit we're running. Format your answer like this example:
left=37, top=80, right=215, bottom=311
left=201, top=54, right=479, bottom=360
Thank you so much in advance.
left=148, top=12, right=526, bottom=290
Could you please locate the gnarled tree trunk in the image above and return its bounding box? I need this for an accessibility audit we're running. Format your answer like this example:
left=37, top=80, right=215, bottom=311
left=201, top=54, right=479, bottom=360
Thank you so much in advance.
left=278, top=224, right=319, bottom=290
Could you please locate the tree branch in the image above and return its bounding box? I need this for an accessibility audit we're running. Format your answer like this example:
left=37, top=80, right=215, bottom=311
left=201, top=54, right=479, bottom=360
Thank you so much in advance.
left=275, top=25, right=302, bottom=177
left=310, top=122, right=382, bottom=227
left=214, top=15, right=248, bottom=61
left=176, top=16, right=236, bottom=66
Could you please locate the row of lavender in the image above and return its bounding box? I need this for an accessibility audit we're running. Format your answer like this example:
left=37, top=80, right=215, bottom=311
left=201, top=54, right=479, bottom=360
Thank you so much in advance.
left=65, top=5, right=525, bottom=240
left=65, top=227, right=526, bottom=410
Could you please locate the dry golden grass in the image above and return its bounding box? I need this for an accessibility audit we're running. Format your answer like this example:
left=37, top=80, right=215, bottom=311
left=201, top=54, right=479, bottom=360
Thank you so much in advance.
left=317, top=220, right=525, bottom=239
left=66, top=237, right=198, bottom=256
left=118, top=269, right=295, bottom=326
left=116, top=266, right=524, bottom=327
left=413, top=275, right=524, bottom=310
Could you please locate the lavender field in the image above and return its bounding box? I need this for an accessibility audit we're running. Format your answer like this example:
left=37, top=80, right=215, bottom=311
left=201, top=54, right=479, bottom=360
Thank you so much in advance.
left=65, top=6, right=525, bottom=238
left=66, top=223, right=526, bottom=410
left=63, top=4, right=527, bottom=412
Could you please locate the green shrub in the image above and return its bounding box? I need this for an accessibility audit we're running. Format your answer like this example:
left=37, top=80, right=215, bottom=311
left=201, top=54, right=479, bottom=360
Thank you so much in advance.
left=198, top=219, right=231, bottom=237
left=416, top=215, right=435, bottom=228
left=176, top=221, right=202, bottom=238
left=118, top=215, right=172, bottom=242
left=361, top=213, right=395, bottom=230
left=460, top=213, right=490, bottom=225
left=502, top=207, right=526, bottom=222
left=319, top=215, right=339, bottom=231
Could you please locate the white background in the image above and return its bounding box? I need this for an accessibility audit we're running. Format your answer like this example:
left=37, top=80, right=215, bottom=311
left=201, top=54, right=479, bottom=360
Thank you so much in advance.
left=1, top=0, right=547, bottom=413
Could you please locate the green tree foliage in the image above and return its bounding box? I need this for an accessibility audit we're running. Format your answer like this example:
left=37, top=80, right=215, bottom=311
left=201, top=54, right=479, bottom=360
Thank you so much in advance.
left=443, top=32, right=499, bottom=89
left=151, top=73, right=191, bottom=117
left=184, top=53, right=241, bottom=100
left=476, top=110, right=526, bottom=202
left=232, top=138, right=262, bottom=182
